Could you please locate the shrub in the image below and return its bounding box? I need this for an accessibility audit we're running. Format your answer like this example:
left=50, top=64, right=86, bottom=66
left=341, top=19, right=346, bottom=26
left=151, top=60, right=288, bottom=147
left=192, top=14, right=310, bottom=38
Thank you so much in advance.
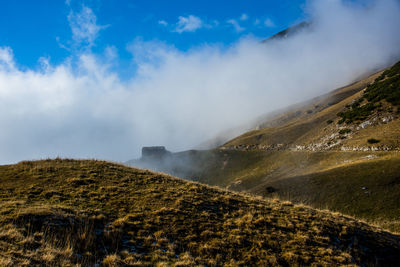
left=339, top=129, right=351, bottom=135
left=374, top=74, right=385, bottom=82
left=337, top=103, right=377, bottom=124
left=326, top=120, right=333, bottom=124
left=367, top=138, right=380, bottom=144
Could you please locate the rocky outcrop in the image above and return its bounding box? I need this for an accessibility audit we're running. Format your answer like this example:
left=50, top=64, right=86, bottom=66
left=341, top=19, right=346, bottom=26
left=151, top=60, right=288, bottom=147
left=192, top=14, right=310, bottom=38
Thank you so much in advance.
left=141, top=146, right=171, bottom=159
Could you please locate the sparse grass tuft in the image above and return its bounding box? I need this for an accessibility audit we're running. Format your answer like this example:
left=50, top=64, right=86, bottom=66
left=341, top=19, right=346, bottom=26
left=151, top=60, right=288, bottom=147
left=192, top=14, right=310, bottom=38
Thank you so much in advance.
left=102, top=254, right=122, bottom=267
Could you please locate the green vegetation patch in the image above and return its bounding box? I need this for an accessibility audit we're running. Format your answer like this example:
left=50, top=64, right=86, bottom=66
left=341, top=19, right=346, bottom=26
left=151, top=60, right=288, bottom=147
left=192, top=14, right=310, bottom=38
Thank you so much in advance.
left=338, top=128, right=352, bottom=135
left=337, top=102, right=377, bottom=124
left=337, top=61, right=400, bottom=124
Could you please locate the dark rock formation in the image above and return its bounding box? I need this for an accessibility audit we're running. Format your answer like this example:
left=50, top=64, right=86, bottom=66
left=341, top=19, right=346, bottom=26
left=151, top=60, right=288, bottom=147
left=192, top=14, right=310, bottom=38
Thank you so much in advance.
left=141, top=146, right=171, bottom=159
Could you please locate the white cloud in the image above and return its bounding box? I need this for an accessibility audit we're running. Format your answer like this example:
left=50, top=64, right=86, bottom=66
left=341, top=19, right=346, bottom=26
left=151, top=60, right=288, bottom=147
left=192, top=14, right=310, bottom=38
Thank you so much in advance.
left=67, top=5, right=107, bottom=48
left=240, top=13, right=249, bottom=21
left=264, top=18, right=275, bottom=28
left=158, top=20, right=168, bottom=26
left=227, top=19, right=245, bottom=32
left=254, top=19, right=260, bottom=25
left=0, top=47, right=15, bottom=70
left=0, top=0, right=400, bottom=164
left=104, top=45, right=118, bottom=61
left=38, top=56, right=51, bottom=72
left=174, top=15, right=203, bottom=33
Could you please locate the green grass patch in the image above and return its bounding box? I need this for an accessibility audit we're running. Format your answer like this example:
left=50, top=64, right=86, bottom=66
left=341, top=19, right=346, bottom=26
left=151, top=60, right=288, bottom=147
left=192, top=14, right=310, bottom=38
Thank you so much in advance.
left=337, top=61, right=400, bottom=124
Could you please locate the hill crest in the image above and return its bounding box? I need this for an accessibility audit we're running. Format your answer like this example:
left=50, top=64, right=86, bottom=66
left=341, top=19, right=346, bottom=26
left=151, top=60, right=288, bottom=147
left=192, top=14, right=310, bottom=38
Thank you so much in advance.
left=1, top=159, right=400, bottom=266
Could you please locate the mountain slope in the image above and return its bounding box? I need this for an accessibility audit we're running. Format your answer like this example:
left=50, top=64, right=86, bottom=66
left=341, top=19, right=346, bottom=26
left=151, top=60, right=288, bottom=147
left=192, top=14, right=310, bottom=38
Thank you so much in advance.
left=128, top=61, right=400, bottom=232
left=1, top=159, right=400, bottom=266
left=223, top=65, right=400, bottom=151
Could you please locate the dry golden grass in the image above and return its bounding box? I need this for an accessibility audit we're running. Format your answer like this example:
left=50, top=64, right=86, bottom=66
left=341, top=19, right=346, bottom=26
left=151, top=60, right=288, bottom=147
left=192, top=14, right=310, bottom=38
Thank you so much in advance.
left=102, top=254, right=122, bottom=266
left=0, top=159, right=399, bottom=266
left=146, top=148, right=400, bottom=232
left=0, top=257, right=14, bottom=267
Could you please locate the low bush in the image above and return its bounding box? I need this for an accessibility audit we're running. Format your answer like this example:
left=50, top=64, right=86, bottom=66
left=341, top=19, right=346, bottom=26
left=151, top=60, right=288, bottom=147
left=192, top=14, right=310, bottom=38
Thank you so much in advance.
left=339, top=129, right=351, bottom=135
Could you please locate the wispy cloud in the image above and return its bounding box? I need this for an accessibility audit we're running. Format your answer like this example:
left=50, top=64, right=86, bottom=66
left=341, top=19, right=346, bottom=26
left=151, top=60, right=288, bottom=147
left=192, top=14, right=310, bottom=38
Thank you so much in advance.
left=264, top=18, right=275, bottom=28
left=240, top=13, right=249, bottom=21
left=0, top=47, right=15, bottom=70
left=158, top=20, right=168, bottom=26
left=227, top=19, right=245, bottom=32
left=174, top=15, right=203, bottom=33
left=67, top=5, right=107, bottom=48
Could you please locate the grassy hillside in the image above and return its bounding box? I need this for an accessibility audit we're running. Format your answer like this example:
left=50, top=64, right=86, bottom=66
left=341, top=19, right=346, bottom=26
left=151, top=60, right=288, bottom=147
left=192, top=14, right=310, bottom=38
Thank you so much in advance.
left=224, top=70, right=384, bottom=149
left=1, top=159, right=400, bottom=266
left=225, top=61, right=400, bottom=151
left=252, top=155, right=400, bottom=231
left=128, top=61, right=400, bottom=233
left=131, top=150, right=400, bottom=231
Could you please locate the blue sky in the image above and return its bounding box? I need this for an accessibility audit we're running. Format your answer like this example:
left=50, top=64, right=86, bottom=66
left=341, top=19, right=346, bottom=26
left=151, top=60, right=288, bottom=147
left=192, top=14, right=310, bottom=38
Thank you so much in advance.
left=0, top=0, right=306, bottom=70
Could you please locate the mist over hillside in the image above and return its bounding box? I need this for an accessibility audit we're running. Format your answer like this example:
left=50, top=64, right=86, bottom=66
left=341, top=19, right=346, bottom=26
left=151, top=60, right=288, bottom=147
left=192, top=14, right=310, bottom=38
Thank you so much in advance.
left=1, top=0, right=400, bottom=163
